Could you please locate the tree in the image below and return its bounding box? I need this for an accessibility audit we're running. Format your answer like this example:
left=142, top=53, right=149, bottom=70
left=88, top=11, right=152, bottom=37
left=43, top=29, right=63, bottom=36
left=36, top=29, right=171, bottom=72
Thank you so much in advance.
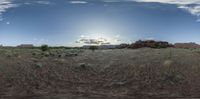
left=41, top=45, right=49, bottom=51
left=89, top=46, right=98, bottom=51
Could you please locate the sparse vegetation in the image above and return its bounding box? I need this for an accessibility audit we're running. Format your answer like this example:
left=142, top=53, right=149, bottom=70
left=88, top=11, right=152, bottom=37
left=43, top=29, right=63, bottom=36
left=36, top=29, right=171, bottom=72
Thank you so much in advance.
left=0, top=48, right=200, bottom=98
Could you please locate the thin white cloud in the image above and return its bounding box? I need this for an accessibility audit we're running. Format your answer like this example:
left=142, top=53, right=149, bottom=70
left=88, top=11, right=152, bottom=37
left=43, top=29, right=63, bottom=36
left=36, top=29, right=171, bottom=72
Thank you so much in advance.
left=178, top=5, right=200, bottom=18
left=133, top=0, right=200, bottom=5
left=24, top=2, right=31, bottom=5
left=0, top=0, right=18, bottom=16
left=0, top=0, right=54, bottom=22
left=0, top=0, right=19, bottom=22
left=76, top=36, right=110, bottom=45
left=102, top=0, right=200, bottom=21
left=131, top=0, right=200, bottom=22
left=69, top=1, right=88, bottom=4
left=76, top=34, right=124, bottom=45
left=23, top=1, right=54, bottom=5
left=36, top=1, right=52, bottom=5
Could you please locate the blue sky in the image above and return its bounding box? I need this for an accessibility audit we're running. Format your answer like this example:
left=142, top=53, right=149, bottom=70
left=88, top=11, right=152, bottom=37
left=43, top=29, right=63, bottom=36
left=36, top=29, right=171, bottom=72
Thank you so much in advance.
left=0, top=0, right=200, bottom=46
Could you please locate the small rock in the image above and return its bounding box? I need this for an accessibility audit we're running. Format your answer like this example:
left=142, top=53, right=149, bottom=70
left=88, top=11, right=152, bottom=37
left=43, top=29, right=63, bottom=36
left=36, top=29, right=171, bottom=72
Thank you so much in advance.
left=79, top=63, right=86, bottom=69
left=35, top=63, right=43, bottom=68
left=32, top=52, right=37, bottom=56
left=163, top=60, right=173, bottom=67
left=76, top=63, right=93, bottom=70
left=49, top=52, right=55, bottom=57
left=58, top=54, right=65, bottom=58
left=17, top=55, right=22, bottom=58
left=44, top=52, right=50, bottom=57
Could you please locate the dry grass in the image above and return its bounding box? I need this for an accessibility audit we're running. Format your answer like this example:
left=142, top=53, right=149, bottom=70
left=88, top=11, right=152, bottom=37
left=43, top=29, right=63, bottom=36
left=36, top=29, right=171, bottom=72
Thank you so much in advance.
left=1, top=48, right=200, bottom=98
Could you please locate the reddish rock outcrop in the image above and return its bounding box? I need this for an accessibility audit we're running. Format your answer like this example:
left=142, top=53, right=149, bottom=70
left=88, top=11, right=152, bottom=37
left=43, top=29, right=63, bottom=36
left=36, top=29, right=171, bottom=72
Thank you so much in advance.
left=129, top=40, right=172, bottom=49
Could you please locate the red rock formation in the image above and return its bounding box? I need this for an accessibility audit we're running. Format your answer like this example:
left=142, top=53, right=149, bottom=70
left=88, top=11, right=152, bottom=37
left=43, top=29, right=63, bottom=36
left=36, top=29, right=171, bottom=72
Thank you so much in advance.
left=129, top=40, right=172, bottom=49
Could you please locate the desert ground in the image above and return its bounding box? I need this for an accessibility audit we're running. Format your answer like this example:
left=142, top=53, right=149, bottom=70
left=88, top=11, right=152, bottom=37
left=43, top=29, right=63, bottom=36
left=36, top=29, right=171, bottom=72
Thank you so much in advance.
left=1, top=48, right=200, bottom=99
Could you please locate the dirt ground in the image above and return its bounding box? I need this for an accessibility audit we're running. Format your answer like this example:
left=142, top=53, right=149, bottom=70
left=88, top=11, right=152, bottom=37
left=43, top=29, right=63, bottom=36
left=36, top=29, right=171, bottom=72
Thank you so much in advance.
left=1, top=48, right=200, bottom=99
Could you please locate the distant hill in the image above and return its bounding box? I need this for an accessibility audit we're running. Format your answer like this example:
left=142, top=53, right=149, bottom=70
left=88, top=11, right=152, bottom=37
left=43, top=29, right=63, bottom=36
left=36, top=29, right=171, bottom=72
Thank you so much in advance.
left=174, top=43, right=200, bottom=48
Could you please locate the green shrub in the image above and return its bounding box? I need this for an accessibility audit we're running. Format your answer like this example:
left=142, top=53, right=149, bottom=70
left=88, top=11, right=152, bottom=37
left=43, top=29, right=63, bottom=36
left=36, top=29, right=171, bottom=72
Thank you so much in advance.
left=152, top=43, right=167, bottom=48
left=41, top=45, right=49, bottom=51
left=89, top=46, right=98, bottom=51
left=32, top=52, right=37, bottom=56
left=34, top=63, right=43, bottom=69
left=161, top=72, right=184, bottom=84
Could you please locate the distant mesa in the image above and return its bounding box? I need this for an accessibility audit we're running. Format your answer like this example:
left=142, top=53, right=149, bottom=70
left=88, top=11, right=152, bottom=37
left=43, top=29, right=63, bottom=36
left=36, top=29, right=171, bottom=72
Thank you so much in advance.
left=174, top=42, right=200, bottom=49
left=17, top=44, right=34, bottom=48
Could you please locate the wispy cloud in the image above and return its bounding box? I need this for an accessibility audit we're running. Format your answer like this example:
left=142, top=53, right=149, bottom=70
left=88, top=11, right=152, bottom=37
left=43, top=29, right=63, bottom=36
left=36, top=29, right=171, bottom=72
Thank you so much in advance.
left=133, top=0, right=200, bottom=5
left=69, top=1, right=88, bottom=4
left=76, top=35, right=110, bottom=45
left=75, top=34, right=124, bottom=45
left=0, top=0, right=18, bottom=19
left=102, top=0, right=200, bottom=22
left=178, top=5, right=200, bottom=19
left=36, top=1, right=52, bottom=5
left=0, top=0, right=54, bottom=21
left=132, top=0, right=200, bottom=22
